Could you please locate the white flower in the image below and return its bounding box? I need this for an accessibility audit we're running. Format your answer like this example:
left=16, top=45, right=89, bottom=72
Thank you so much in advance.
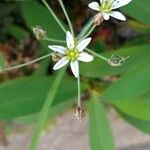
left=88, top=0, right=132, bottom=21
left=48, top=31, right=94, bottom=78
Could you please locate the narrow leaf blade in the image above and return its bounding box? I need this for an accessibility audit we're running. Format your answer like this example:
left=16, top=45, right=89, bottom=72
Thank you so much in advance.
left=88, top=93, right=115, bottom=150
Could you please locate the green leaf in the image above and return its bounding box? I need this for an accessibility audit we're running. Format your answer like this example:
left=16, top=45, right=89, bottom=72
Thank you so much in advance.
left=80, top=45, right=150, bottom=78
left=122, top=0, right=150, bottom=24
left=0, top=75, right=77, bottom=119
left=88, top=93, right=115, bottom=150
left=119, top=111, right=150, bottom=134
left=113, top=98, right=150, bottom=121
left=14, top=97, right=75, bottom=125
left=0, top=51, right=4, bottom=68
left=102, top=59, right=150, bottom=102
left=21, top=0, right=64, bottom=39
left=128, top=20, right=150, bottom=34
left=7, top=25, right=29, bottom=40
left=29, top=68, right=65, bottom=150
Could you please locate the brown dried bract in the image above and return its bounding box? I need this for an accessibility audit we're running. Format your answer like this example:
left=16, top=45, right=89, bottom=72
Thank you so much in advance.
left=74, top=106, right=85, bottom=121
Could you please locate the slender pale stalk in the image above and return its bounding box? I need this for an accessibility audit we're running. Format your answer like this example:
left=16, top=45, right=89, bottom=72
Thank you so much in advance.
left=86, top=48, right=108, bottom=62
left=80, top=24, right=96, bottom=41
left=77, top=17, right=94, bottom=39
left=58, top=0, right=74, bottom=36
left=44, top=37, right=65, bottom=44
left=29, top=68, right=66, bottom=150
left=2, top=53, right=52, bottom=72
left=77, top=74, right=81, bottom=107
left=42, top=0, right=67, bottom=33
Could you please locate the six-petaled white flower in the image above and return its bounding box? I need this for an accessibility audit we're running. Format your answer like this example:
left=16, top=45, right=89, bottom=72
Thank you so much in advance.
left=48, top=31, right=94, bottom=78
left=88, top=0, right=132, bottom=21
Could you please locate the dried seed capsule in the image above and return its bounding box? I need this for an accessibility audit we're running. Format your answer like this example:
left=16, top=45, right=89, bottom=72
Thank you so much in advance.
left=74, top=106, right=85, bottom=121
left=32, top=26, right=47, bottom=40
left=108, top=54, right=129, bottom=67
left=51, top=52, right=64, bottom=62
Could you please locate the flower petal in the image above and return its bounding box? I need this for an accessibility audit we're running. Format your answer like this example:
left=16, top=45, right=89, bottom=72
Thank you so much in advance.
left=88, top=1, right=100, bottom=11
left=110, top=11, right=126, bottom=21
left=76, top=38, right=92, bottom=52
left=100, top=0, right=106, bottom=5
left=111, top=0, right=132, bottom=10
left=102, top=12, right=110, bottom=20
left=70, top=61, right=79, bottom=78
left=53, top=57, right=69, bottom=70
left=78, top=52, right=94, bottom=62
left=48, top=45, right=66, bottom=54
left=66, top=31, right=75, bottom=50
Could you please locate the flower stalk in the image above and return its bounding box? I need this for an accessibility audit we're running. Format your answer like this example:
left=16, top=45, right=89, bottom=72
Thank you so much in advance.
left=86, top=48, right=108, bottom=62
left=80, top=24, right=96, bottom=41
left=1, top=53, right=52, bottom=72
left=42, top=0, right=67, bottom=33
left=58, top=0, right=74, bottom=36
left=43, top=37, right=65, bottom=44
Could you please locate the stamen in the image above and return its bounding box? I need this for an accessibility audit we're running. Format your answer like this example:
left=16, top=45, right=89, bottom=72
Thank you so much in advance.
left=66, top=49, right=79, bottom=61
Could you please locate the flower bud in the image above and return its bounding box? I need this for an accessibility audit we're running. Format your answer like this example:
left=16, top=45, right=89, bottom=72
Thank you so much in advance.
left=32, top=26, right=47, bottom=40
left=94, top=13, right=104, bottom=26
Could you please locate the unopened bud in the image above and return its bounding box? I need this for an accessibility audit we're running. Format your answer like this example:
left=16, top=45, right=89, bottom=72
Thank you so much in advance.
left=94, top=13, right=104, bottom=26
left=32, top=26, right=47, bottom=40
left=108, top=54, right=129, bottom=67
left=74, top=106, right=85, bottom=121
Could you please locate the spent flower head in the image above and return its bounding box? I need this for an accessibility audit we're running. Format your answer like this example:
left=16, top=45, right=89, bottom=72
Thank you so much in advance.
left=108, top=54, right=129, bottom=67
left=48, top=31, right=94, bottom=78
left=32, top=26, right=47, bottom=40
left=88, top=0, right=132, bottom=21
left=74, top=106, right=85, bottom=121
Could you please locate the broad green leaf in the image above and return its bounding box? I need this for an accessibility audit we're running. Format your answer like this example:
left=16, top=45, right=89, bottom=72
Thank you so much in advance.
left=7, top=25, right=29, bottom=40
left=122, top=0, right=150, bottom=24
left=0, top=75, right=77, bottom=119
left=80, top=45, right=150, bottom=78
left=113, top=99, right=150, bottom=121
left=103, top=59, right=150, bottom=102
left=14, top=97, right=75, bottom=125
left=122, top=35, right=150, bottom=47
left=88, top=93, right=115, bottom=150
left=119, top=111, right=150, bottom=134
left=29, top=68, right=65, bottom=150
left=21, top=0, right=64, bottom=39
left=128, top=20, right=150, bottom=34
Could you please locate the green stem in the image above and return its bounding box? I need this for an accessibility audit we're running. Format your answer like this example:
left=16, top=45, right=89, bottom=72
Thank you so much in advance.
left=29, top=68, right=66, bottom=150
left=77, top=71, right=81, bottom=107
left=80, top=24, right=96, bottom=41
left=58, top=0, right=74, bottom=36
left=77, top=18, right=94, bottom=39
left=42, top=0, right=67, bottom=33
left=2, top=53, right=52, bottom=72
left=44, top=37, right=65, bottom=44
left=86, top=48, right=108, bottom=62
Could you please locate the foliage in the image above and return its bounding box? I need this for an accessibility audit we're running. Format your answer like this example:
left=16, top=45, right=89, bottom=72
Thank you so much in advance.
left=0, top=0, right=150, bottom=150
